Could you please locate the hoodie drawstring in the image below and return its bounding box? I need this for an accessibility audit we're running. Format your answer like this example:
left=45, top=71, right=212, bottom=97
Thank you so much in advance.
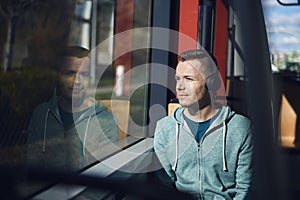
left=172, top=122, right=180, bottom=172
left=222, top=120, right=228, bottom=171
left=172, top=120, right=228, bottom=172
left=42, top=109, right=50, bottom=153
left=83, top=115, right=92, bottom=156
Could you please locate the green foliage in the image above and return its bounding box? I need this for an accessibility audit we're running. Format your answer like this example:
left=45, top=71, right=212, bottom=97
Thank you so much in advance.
left=277, top=51, right=300, bottom=72
left=286, top=61, right=300, bottom=73
left=287, top=51, right=300, bottom=62
left=0, top=68, right=58, bottom=116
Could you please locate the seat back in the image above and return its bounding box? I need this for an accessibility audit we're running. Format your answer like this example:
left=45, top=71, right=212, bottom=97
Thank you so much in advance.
left=101, top=100, right=130, bottom=139
left=279, top=95, right=296, bottom=147
left=168, top=103, right=181, bottom=116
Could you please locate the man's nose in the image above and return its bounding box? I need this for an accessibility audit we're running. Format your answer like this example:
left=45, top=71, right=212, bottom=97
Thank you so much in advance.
left=74, top=74, right=81, bottom=84
left=176, top=79, right=185, bottom=90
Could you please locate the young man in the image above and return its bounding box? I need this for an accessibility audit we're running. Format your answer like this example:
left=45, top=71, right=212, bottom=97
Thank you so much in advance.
left=27, top=46, right=118, bottom=171
left=154, top=49, right=252, bottom=199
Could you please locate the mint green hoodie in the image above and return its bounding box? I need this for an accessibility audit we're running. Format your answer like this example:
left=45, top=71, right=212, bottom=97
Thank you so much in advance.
left=154, top=106, right=252, bottom=200
left=27, top=96, right=118, bottom=171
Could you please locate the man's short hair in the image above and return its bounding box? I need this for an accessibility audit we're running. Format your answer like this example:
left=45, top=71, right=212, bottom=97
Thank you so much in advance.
left=60, top=46, right=90, bottom=58
left=179, top=49, right=221, bottom=92
left=55, top=46, right=90, bottom=70
left=179, top=49, right=218, bottom=67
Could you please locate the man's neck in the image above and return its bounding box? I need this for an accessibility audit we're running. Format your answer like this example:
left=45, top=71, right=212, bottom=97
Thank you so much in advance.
left=184, top=103, right=219, bottom=122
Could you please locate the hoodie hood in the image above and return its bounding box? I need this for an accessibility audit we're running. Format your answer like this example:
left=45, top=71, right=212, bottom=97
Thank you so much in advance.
left=47, top=96, right=107, bottom=123
left=172, top=105, right=235, bottom=127
left=171, top=105, right=236, bottom=172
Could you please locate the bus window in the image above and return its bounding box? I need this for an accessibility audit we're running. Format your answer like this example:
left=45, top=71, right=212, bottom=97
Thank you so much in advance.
left=276, top=0, right=300, bottom=6
left=2, top=0, right=300, bottom=199
left=262, top=0, right=300, bottom=149
left=0, top=0, right=153, bottom=199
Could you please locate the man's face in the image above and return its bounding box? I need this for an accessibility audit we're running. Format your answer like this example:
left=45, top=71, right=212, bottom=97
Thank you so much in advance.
left=175, top=59, right=208, bottom=107
left=59, top=56, right=90, bottom=104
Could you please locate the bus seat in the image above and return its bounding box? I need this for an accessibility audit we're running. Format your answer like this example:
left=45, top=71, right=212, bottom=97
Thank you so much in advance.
left=168, top=103, right=181, bottom=116
left=279, top=94, right=296, bottom=148
left=101, top=100, right=130, bottom=140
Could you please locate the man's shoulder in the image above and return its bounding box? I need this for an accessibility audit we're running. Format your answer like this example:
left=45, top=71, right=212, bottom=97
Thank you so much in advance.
left=92, top=103, right=118, bottom=130
left=33, top=96, right=59, bottom=110
left=94, top=103, right=114, bottom=118
left=157, top=115, right=175, bottom=125
left=155, top=116, right=176, bottom=137
left=230, top=112, right=251, bottom=127
left=219, top=105, right=251, bottom=126
left=226, top=111, right=252, bottom=143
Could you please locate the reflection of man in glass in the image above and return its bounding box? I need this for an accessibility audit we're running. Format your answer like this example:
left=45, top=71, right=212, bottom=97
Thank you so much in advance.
left=27, top=46, right=118, bottom=171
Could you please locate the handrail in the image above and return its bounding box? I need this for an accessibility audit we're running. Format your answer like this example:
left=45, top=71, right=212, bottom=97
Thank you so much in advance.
left=276, top=0, right=300, bottom=6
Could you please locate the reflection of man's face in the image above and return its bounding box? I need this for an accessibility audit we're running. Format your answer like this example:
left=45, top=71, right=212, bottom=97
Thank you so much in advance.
left=59, top=56, right=90, bottom=106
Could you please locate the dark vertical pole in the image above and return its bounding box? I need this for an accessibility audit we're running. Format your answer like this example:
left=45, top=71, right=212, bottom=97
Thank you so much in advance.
left=148, top=0, right=180, bottom=137
left=232, top=0, right=289, bottom=199
left=200, top=0, right=216, bottom=54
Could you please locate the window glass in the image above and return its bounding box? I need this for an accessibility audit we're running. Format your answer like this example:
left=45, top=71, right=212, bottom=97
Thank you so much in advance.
left=262, top=0, right=300, bottom=148
left=262, top=0, right=300, bottom=73
left=0, top=0, right=152, bottom=198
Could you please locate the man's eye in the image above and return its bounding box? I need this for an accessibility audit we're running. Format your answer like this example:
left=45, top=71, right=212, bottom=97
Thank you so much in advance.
left=80, top=72, right=90, bottom=78
left=62, top=71, right=75, bottom=76
left=185, top=77, right=194, bottom=81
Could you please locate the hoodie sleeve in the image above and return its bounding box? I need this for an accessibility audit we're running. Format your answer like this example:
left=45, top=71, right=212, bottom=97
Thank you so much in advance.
left=96, top=109, right=119, bottom=143
left=154, top=118, right=176, bottom=185
left=234, top=123, right=253, bottom=200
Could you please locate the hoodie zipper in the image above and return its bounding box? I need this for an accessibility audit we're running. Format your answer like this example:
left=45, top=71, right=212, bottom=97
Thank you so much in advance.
left=181, top=122, right=203, bottom=196
left=198, top=143, right=202, bottom=199
left=186, top=120, right=224, bottom=197
left=175, top=107, right=231, bottom=197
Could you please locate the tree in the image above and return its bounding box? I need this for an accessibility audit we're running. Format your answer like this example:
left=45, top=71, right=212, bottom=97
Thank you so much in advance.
left=0, top=0, right=40, bottom=71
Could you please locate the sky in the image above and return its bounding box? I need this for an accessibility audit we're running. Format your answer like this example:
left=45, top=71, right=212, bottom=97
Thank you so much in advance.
left=261, top=0, right=300, bottom=54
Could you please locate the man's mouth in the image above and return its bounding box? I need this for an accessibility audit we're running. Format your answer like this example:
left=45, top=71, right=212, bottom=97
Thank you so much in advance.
left=177, top=93, right=188, bottom=97
left=71, top=88, right=83, bottom=93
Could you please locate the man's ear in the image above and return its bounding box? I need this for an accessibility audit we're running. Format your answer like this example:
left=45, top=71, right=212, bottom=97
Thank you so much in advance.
left=205, top=72, right=221, bottom=92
